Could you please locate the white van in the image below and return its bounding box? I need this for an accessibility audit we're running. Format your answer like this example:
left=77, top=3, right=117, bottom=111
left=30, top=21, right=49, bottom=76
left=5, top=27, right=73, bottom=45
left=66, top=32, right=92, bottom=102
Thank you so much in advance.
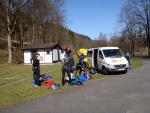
left=87, top=47, right=129, bottom=74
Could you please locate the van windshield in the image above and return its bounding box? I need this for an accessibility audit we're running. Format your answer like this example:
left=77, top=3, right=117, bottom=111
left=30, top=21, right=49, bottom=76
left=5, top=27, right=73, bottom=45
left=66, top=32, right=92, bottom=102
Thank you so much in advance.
left=102, top=49, right=123, bottom=58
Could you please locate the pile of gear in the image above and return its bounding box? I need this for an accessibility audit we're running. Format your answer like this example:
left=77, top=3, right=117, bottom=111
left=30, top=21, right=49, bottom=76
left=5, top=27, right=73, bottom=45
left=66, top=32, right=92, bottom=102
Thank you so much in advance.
left=64, top=72, right=93, bottom=85
left=32, top=74, right=61, bottom=90
left=63, top=48, right=97, bottom=85
left=75, top=48, right=97, bottom=76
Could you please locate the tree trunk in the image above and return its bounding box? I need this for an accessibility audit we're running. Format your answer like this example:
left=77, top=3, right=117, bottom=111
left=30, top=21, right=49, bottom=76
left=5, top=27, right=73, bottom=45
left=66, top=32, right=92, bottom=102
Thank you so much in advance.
left=5, top=3, right=13, bottom=64
left=20, top=16, right=23, bottom=49
left=131, top=39, right=135, bottom=56
left=146, top=0, right=150, bottom=56
left=32, top=18, right=35, bottom=44
left=7, top=33, right=12, bottom=63
left=148, top=34, right=150, bottom=56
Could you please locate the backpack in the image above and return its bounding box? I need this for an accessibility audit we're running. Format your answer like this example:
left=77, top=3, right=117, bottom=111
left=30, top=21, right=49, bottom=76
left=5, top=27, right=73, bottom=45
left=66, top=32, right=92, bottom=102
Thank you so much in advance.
left=51, top=83, right=61, bottom=90
left=43, top=80, right=55, bottom=88
left=75, top=75, right=87, bottom=83
left=89, top=68, right=97, bottom=74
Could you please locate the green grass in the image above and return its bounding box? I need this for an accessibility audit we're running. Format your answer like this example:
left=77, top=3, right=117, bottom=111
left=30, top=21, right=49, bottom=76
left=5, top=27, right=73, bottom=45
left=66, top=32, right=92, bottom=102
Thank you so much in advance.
left=0, top=57, right=143, bottom=108
left=0, top=63, right=62, bottom=86
left=130, top=58, right=143, bottom=68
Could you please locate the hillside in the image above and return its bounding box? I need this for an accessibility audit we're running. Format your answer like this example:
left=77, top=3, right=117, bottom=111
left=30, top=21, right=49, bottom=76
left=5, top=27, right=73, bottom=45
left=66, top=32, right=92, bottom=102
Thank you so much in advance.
left=0, top=32, right=99, bottom=64
left=0, top=39, right=23, bottom=64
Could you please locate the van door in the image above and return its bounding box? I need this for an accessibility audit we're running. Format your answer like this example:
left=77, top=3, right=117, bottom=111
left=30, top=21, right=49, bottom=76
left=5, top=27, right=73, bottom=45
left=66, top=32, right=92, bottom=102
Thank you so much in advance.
left=97, top=50, right=104, bottom=70
left=93, top=49, right=98, bottom=68
left=87, top=50, right=94, bottom=67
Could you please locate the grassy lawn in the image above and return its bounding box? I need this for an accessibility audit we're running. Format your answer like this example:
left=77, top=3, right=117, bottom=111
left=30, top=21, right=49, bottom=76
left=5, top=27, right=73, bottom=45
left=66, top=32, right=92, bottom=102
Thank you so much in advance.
left=0, top=57, right=143, bottom=108
left=130, top=58, right=143, bottom=68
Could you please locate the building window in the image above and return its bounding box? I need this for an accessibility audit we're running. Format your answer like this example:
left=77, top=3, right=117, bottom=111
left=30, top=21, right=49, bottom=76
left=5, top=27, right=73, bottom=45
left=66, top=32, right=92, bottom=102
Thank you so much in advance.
left=45, top=49, right=52, bottom=55
left=46, top=51, right=50, bottom=54
left=61, top=50, right=64, bottom=54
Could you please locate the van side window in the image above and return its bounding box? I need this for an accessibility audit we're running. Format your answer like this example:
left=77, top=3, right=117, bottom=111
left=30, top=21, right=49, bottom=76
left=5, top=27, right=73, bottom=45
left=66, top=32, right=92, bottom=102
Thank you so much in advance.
left=87, top=51, right=93, bottom=57
left=99, top=51, right=103, bottom=59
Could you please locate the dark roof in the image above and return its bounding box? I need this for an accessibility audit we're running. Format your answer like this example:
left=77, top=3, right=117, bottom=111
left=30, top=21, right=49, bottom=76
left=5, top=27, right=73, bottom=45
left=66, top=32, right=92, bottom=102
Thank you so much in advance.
left=61, top=46, right=67, bottom=50
left=61, top=46, right=71, bottom=53
left=21, top=43, right=62, bottom=50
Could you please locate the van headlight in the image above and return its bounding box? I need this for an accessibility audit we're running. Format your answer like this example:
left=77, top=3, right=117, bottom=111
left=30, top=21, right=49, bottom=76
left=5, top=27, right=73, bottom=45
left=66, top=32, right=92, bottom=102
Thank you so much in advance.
left=106, top=64, right=114, bottom=68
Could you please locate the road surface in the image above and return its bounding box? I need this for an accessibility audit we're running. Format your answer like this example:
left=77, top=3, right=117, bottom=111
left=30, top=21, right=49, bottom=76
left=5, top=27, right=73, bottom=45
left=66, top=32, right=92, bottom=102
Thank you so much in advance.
left=0, top=58, right=150, bottom=113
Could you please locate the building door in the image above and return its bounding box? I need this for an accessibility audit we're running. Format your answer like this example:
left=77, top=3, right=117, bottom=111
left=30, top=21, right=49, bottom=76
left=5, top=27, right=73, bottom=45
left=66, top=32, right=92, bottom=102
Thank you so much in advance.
left=31, top=51, right=37, bottom=58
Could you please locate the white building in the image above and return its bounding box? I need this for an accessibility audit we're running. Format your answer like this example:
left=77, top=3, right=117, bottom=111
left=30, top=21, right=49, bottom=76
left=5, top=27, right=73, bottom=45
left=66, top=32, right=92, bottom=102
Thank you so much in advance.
left=21, top=43, right=69, bottom=65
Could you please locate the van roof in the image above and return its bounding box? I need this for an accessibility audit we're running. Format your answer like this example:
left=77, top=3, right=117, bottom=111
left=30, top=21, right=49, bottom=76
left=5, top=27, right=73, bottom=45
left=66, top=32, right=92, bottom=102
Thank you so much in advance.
left=98, top=47, right=119, bottom=49
left=88, top=47, right=119, bottom=50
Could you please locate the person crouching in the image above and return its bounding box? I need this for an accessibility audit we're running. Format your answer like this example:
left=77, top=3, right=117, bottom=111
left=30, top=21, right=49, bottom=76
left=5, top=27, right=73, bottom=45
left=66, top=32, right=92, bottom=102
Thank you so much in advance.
left=62, top=60, right=72, bottom=86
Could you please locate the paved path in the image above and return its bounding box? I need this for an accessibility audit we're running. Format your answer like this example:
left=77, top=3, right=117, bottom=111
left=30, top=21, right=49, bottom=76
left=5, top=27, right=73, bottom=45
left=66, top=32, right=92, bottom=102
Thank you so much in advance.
left=1, top=59, right=150, bottom=113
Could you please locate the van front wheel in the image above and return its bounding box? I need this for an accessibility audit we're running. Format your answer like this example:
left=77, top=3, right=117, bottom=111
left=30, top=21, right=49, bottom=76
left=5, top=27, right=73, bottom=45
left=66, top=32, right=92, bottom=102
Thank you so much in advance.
left=102, top=67, right=109, bottom=75
left=122, top=70, right=127, bottom=74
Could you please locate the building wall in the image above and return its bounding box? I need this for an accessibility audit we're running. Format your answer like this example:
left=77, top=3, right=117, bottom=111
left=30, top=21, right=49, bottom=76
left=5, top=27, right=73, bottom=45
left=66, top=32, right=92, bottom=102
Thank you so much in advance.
left=23, top=44, right=64, bottom=64
left=24, top=50, right=31, bottom=64
left=61, top=50, right=66, bottom=60
left=24, top=49, right=53, bottom=64
left=36, top=50, right=45, bottom=63
left=44, top=50, right=52, bottom=63
left=53, top=49, right=58, bottom=61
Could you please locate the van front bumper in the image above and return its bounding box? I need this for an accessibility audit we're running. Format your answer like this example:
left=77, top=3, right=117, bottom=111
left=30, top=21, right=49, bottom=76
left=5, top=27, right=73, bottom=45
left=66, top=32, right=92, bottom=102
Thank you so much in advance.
left=106, top=64, right=128, bottom=72
left=107, top=68, right=128, bottom=72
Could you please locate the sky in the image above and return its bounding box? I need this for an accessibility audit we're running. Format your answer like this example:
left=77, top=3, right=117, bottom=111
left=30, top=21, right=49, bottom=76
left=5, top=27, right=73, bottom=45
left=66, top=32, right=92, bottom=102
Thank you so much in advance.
left=65, top=0, right=126, bottom=39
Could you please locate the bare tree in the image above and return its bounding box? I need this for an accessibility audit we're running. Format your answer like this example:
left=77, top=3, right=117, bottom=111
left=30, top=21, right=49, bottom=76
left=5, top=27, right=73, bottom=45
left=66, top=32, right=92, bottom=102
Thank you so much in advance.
left=118, top=1, right=137, bottom=55
left=118, top=0, right=150, bottom=56
left=0, top=0, right=21, bottom=63
left=47, top=0, right=65, bottom=43
left=14, top=0, right=29, bottom=48
left=0, top=0, right=96, bottom=60
left=109, top=34, right=120, bottom=46
left=99, top=32, right=109, bottom=47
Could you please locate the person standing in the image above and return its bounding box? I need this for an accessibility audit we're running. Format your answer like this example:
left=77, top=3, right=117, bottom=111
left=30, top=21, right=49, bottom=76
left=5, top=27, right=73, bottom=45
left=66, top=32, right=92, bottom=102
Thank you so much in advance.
left=31, top=53, right=41, bottom=87
left=62, top=61, right=72, bottom=86
left=79, top=53, right=86, bottom=75
left=63, top=55, right=67, bottom=63
left=68, top=52, right=74, bottom=75
left=125, top=52, right=131, bottom=67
